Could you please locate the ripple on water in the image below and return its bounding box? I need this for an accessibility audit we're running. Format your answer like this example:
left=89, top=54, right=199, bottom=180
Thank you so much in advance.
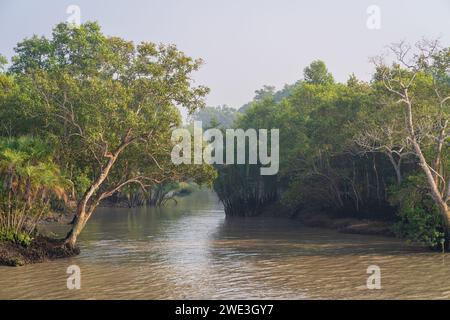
left=0, top=190, right=449, bottom=299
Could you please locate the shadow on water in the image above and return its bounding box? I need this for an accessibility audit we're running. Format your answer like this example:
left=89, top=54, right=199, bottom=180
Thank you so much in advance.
left=212, top=216, right=427, bottom=257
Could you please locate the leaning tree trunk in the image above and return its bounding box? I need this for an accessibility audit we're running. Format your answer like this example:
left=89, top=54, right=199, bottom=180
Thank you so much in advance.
left=64, top=152, right=120, bottom=248
left=64, top=203, right=90, bottom=249
left=405, top=100, right=450, bottom=231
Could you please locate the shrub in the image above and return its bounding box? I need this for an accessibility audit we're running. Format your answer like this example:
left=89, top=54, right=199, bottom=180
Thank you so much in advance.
left=390, top=175, right=446, bottom=248
left=0, top=228, right=33, bottom=247
left=0, top=136, right=69, bottom=237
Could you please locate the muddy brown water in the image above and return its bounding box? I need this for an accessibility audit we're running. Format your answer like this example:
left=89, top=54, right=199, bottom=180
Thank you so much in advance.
left=1, top=190, right=450, bottom=299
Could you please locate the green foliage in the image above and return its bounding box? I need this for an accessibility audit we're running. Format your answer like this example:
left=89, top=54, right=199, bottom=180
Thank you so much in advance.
left=239, top=83, right=296, bottom=113
left=217, top=49, right=450, bottom=230
left=0, top=136, right=69, bottom=235
left=393, top=206, right=444, bottom=248
left=214, top=163, right=277, bottom=216
left=303, top=60, right=334, bottom=85
left=7, top=21, right=215, bottom=216
left=192, top=105, right=237, bottom=129
left=213, top=111, right=279, bottom=216
left=390, top=176, right=445, bottom=247
left=0, top=228, right=33, bottom=247
left=72, top=171, right=92, bottom=200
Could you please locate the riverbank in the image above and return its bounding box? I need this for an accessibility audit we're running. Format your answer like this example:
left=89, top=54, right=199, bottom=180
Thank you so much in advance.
left=259, top=202, right=395, bottom=237
left=298, top=212, right=395, bottom=237
left=0, top=236, right=79, bottom=267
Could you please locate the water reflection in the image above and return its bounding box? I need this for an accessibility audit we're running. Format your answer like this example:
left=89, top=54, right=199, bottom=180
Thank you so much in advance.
left=0, top=190, right=449, bottom=299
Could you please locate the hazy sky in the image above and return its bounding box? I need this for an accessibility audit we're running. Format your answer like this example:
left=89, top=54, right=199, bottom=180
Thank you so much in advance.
left=1, top=0, right=449, bottom=108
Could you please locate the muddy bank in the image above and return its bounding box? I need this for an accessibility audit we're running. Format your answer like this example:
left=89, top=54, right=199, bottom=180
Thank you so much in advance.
left=297, top=213, right=395, bottom=237
left=258, top=203, right=395, bottom=237
left=0, top=236, right=79, bottom=267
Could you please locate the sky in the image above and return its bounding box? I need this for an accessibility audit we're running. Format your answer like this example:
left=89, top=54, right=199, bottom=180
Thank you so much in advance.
left=0, top=0, right=449, bottom=109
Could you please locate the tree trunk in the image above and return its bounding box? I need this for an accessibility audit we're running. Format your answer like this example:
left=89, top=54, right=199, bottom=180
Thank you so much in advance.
left=64, top=205, right=88, bottom=249
left=411, top=134, right=450, bottom=230
left=402, top=97, right=450, bottom=232
left=386, top=151, right=402, bottom=185
left=64, top=152, right=121, bottom=248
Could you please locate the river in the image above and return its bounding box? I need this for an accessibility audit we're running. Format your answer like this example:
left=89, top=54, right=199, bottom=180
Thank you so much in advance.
left=1, top=189, right=450, bottom=299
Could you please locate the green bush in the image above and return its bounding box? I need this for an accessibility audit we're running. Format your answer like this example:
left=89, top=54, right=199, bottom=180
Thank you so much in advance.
left=0, top=228, right=33, bottom=247
left=390, top=175, right=446, bottom=248
left=393, top=206, right=445, bottom=248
